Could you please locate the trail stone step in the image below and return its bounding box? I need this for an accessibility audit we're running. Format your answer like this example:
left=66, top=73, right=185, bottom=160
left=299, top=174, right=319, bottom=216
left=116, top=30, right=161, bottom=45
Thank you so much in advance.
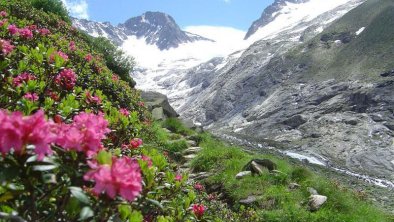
left=186, top=140, right=197, bottom=147
left=189, top=172, right=212, bottom=180
left=182, top=147, right=202, bottom=155
left=184, top=154, right=197, bottom=160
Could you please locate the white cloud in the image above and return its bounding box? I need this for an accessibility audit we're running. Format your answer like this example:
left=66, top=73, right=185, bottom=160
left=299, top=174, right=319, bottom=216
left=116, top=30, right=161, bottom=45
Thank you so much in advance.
left=223, top=0, right=231, bottom=3
left=61, top=0, right=89, bottom=19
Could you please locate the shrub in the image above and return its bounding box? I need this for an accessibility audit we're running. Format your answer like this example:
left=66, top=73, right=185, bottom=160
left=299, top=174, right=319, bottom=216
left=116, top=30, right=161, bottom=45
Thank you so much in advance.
left=31, top=0, right=70, bottom=23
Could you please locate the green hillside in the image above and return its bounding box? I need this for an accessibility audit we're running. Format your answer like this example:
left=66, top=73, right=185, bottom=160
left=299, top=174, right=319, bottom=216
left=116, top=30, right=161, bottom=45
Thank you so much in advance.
left=289, top=0, right=394, bottom=81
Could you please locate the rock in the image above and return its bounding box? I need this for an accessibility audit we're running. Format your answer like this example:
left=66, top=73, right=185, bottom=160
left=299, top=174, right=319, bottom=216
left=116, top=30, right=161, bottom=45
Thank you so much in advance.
left=152, top=107, right=165, bottom=120
left=190, top=172, right=212, bottom=180
left=343, top=118, right=358, bottom=126
left=384, top=122, right=394, bottom=131
left=251, top=161, right=264, bottom=175
left=183, top=154, right=197, bottom=161
left=239, top=195, right=259, bottom=205
left=308, top=195, right=328, bottom=211
left=288, top=183, right=301, bottom=190
left=236, top=171, right=252, bottom=179
left=307, top=187, right=319, bottom=195
left=283, top=115, right=307, bottom=129
left=186, top=140, right=197, bottom=147
left=182, top=147, right=202, bottom=155
left=380, top=69, right=394, bottom=77
left=141, top=91, right=178, bottom=120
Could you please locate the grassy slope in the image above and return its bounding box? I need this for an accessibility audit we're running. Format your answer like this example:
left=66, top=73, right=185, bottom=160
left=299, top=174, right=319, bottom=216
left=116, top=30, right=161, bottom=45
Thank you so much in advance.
left=190, top=133, right=393, bottom=222
left=288, top=0, right=394, bottom=82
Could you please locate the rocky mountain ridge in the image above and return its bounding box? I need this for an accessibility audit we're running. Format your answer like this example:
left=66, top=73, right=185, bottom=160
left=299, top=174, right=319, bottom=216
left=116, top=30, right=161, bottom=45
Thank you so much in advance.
left=72, top=11, right=212, bottom=50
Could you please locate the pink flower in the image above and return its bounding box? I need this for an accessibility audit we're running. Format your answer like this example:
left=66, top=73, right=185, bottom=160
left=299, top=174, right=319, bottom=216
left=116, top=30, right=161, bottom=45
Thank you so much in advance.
left=130, top=138, right=143, bottom=149
left=119, top=108, right=130, bottom=116
left=39, top=28, right=51, bottom=36
left=23, top=92, right=39, bottom=101
left=192, top=204, right=205, bottom=219
left=0, top=11, right=7, bottom=17
left=56, top=112, right=110, bottom=155
left=13, top=73, right=36, bottom=87
left=8, top=24, right=18, bottom=35
left=138, top=101, right=145, bottom=107
left=50, top=51, right=68, bottom=63
left=0, top=39, right=14, bottom=56
left=85, top=91, right=102, bottom=105
left=194, top=183, right=204, bottom=191
left=84, top=54, right=93, bottom=62
left=0, top=110, right=55, bottom=160
left=54, top=69, right=77, bottom=90
left=27, top=25, right=37, bottom=31
left=112, top=74, right=119, bottom=82
left=69, top=41, right=76, bottom=51
left=0, top=19, right=8, bottom=27
left=84, top=156, right=142, bottom=201
left=141, top=155, right=152, bottom=167
left=18, top=28, right=33, bottom=39
left=175, top=174, right=182, bottom=181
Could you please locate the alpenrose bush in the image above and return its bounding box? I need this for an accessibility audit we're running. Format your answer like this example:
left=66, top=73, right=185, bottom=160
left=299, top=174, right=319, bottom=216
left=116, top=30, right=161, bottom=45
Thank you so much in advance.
left=0, top=2, right=214, bottom=221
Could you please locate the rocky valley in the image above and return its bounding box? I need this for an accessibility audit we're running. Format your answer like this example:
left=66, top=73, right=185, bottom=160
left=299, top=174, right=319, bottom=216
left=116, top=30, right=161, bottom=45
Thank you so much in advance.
left=73, top=0, right=394, bottom=206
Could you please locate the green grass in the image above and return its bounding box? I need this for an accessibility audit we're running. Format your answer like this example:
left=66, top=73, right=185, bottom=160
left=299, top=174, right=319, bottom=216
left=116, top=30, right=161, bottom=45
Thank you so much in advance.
left=191, top=134, right=393, bottom=222
left=161, top=118, right=193, bottom=136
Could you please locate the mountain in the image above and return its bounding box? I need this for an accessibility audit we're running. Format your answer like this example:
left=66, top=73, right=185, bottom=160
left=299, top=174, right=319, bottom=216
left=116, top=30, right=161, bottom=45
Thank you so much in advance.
left=178, top=0, right=394, bottom=184
left=245, top=0, right=309, bottom=39
left=72, top=11, right=212, bottom=50
left=119, top=11, right=212, bottom=50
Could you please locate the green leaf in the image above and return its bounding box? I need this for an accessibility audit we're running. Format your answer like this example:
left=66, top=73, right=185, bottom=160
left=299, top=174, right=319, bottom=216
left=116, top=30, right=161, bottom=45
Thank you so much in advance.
left=147, top=198, right=164, bottom=211
left=96, top=150, right=112, bottom=165
left=118, top=205, right=132, bottom=220
left=69, top=187, right=91, bottom=204
left=79, top=206, right=94, bottom=221
left=128, top=210, right=143, bottom=222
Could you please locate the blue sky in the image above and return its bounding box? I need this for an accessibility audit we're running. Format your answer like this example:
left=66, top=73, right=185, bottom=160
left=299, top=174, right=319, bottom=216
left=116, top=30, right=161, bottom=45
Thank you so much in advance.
left=61, top=0, right=273, bottom=31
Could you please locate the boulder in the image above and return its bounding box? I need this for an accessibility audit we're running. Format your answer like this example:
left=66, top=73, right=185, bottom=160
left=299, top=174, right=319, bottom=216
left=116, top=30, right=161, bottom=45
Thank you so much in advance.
left=288, top=183, right=301, bottom=190
left=236, top=171, right=252, bottom=179
left=308, top=195, right=328, bottom=211
left=283, top=115, right=307, bottom=129
left=239, top=195, right=259, bottom=205
left=307, top=187, right=319, bottom=195
left=141, top=91, right=178, bottom=120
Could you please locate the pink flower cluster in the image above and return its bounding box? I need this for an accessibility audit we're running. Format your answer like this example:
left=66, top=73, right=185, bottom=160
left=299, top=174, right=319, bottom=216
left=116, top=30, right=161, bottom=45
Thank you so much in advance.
left=175, top=174, right=182, bottom=181
left=13, top=72, right=36, bottom=87
left=54, top=69, right=77, bottom=90
left=84, top=54, right=93, bottom=62
left=0, top=110, right=55, bottom=160
left=0, top=39, right=14, bottom=55
left=112, top=74, right=119, bottom=82
left=192, top=204, right=205, bottom=219
left=84, top=156, right=142, bottom=201
left=23, top=92, right=39, bottom=101
left=85, top=92, right=102, bottom=105
left=0, top=11, right=7, bottom=17
left=56, top=112, right=110, bottom=156
left=38, top=28, right=51, bottom=36
left=69, top=41, right=76, bottom=51
left=0, top=19, right=8, bottom=27
left=8, top=24, right=33, bottom=39
left=121, top=138, right=143, bottom=150
left=119, top=108, right=130, bottom=116
left=50, top=51, right=69, bottom=63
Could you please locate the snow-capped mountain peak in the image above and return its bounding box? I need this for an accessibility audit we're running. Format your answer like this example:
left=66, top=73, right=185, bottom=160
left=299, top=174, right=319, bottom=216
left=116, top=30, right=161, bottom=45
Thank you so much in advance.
left=119, top=11, right=212, bottom=50
left=72, top=11, right=212, bottom=51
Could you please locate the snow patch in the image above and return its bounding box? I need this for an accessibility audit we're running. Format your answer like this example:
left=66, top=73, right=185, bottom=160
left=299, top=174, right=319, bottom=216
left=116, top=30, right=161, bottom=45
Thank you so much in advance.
left=355, top=27, right=365, bottom=35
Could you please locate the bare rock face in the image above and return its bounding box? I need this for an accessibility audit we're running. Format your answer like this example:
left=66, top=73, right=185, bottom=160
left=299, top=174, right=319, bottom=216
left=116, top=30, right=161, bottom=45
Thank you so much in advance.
left=141, top=91, right=178, bottom=120
left=308, top=195, right=328, bottom=211
left=236, top=171, right=252, bottom=179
